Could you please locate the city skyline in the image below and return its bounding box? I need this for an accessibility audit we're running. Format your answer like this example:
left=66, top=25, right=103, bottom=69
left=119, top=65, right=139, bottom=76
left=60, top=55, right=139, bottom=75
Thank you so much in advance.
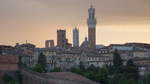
left=0, top=0, right=150, bottom=47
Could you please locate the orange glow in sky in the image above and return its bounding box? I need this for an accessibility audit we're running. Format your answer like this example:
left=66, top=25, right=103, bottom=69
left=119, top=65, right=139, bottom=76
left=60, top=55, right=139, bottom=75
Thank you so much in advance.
left=0, top=0, right=150, bottom=47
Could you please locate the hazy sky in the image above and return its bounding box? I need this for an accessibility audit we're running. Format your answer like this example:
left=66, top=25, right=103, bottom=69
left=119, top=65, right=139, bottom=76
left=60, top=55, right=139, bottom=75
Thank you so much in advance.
left=0, top=0, right=150, bottom=47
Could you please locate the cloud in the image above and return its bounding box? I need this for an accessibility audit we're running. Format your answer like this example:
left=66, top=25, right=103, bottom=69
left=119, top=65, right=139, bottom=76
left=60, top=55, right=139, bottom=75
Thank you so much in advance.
left=0, top=0, right=150, bottom=47
left=0, top=0, right=150, bottom=25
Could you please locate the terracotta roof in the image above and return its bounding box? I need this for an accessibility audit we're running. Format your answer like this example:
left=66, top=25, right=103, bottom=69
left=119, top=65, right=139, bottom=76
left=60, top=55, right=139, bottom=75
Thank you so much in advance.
left=45, top=72, right=99, bottom=84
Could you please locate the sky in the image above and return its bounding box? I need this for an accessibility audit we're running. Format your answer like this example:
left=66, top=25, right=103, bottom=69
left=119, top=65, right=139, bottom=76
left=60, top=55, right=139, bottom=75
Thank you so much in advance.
left=0, top=0, right=150, bottom=48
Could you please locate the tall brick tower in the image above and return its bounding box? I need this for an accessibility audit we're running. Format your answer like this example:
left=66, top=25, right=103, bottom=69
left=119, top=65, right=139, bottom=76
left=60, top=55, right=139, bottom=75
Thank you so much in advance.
left=87, top=5, right=97, bottom=49
left=57, top=29, right=67, bottom=48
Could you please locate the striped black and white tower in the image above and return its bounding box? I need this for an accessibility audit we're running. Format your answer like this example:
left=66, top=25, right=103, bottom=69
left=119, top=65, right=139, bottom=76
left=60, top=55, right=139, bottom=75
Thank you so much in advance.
left=73, top=27, right=79, bottom=47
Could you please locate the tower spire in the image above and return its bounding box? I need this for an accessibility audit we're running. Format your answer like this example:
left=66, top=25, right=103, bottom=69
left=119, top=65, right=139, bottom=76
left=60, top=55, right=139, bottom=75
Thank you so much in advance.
left=89, top=0, right=92, bottom=8
left=90, top=0, right=94, bottom=8
left=87, top=2, right=97, bottom=49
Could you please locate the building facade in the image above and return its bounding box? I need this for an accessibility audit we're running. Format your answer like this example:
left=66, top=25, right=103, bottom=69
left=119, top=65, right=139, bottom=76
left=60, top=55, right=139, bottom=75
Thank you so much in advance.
left=0, top=55, right=19, bottom=71
left=45, top=40, right=54, bottom=48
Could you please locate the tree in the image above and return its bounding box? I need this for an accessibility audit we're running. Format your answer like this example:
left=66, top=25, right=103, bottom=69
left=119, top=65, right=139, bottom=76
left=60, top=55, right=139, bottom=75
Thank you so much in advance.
left=127, top=79, right=137, bottom=84
left=51, top=67, right=62, bottom=72
left=126, top=59, right=135, bottom=67
left=32, top=64, right=45, bottom=73
left=0, top=49, right=2, bottom=55
left=87, top=64, right=97, bottom=71
left=143, top=75, right=150, bottom=84
left=124, top=59, right=138, bottom=80
left=37, top=53, right=47, bottom=72
left=113, top=50, right=123, bottom=69
left=96, top=67, right=108, bottom=84
left=71, top=68, right=81, bottom=75
left=79, top=62, right=85, bottom=71
left=2, top=74, right=19, bottom=84
left=109, top=73, right=133, bottom=84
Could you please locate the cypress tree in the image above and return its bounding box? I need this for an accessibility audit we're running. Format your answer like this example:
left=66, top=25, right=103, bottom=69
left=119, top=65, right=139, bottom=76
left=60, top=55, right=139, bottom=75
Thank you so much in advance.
left=113, top=50, right=123, bottom=69
left=37, top=52, right=47, bottom=72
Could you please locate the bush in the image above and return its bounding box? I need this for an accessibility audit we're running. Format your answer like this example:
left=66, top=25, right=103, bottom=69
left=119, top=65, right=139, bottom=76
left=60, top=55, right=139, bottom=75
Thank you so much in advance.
left=2, top=74, right=19, bottom=84
left=32, top=64, right=45, bottom=73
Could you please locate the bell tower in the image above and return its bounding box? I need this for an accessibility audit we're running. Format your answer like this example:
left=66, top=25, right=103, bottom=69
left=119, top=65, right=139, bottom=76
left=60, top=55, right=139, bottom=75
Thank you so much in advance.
left=87, top=5, right=97, bottom=49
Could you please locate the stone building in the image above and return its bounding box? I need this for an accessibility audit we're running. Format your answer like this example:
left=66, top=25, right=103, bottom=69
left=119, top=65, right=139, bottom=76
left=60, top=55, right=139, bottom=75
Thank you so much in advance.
left=80, top=37, right=89, bottom=50
left=109, top=44, right=134, bottom=51
left=57, top=29, right=67, bottom=48
left=33, top=48, right=114, bottom=71
left=45, top=40, right=54, bottom=48
left=32, top=48, right=57, bottom=71
left=0, top=55, right=19, bottom=71
left=57, top=29, right=72, bottom=48
left=133, top=50, right=150, bottom=58
left=15, top=43, right=35, bottom=50
left=0, top=55, right=20, bottom=84
left=31, top=42, right=150, bottom=72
